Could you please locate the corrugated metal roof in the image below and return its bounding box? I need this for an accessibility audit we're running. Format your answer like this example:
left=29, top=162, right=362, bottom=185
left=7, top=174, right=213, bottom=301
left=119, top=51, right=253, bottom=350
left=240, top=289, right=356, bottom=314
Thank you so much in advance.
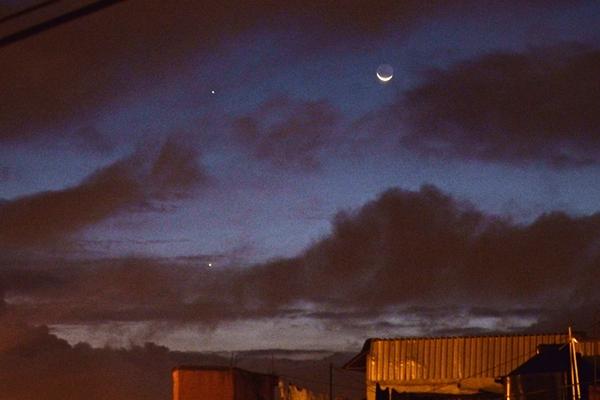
left=579, top=339, right=600, bottom=356
left=366, top=334, right=571, bottom=383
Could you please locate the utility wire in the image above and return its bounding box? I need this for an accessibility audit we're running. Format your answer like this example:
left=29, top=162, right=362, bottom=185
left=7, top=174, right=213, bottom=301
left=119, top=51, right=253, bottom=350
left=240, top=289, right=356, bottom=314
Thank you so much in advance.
left=0, top=0, right=62, bottom=24
left=0, top=0, right=125, bottom=49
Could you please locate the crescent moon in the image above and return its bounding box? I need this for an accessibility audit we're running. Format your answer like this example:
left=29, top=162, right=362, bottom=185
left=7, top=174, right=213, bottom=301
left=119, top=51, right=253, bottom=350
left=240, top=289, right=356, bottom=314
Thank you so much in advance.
left=376, top=72, right=393, bottom=82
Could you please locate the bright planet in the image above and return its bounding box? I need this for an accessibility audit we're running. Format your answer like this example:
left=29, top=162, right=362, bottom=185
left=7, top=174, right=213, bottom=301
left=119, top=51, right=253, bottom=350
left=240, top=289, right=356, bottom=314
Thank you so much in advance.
left=376, top=64, right=393, bottom=82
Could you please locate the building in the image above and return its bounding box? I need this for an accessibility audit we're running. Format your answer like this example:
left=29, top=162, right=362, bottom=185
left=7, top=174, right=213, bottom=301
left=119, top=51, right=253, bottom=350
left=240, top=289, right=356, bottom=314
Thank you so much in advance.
left=503, top=344, right=594, bottom=400
left=344, top=334, right=600, bottom=400
left=172, top=366, right=278, bottom=400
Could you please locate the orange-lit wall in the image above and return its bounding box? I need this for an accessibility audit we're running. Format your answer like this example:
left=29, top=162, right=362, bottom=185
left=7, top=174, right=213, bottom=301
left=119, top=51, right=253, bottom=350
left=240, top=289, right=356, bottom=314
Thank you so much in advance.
left=172, top=367, right=277, bottom=400
left=172, top=369, right=234, bottom=400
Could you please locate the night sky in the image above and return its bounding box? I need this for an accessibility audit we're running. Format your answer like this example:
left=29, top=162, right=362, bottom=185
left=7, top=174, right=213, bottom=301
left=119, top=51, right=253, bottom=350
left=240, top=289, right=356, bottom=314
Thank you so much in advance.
left=2, top=0, right=600, bottom=357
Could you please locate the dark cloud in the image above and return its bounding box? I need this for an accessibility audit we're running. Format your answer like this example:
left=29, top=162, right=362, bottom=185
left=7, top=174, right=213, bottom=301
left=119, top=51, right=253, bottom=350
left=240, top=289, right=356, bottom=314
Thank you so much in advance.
left=68, top=125, right=117, bottom=154
left=233, top=96, right=340, bottom=170
left=210, top=185, right=600, bottom=331
left=0, top=255, right=247, bottom=325
left=0, top=1, right=566, bottom=145
left=0, top=316, right=182, bottom=400
left=308, top=187, right=599, bottom=309
left=3, top=185, right=600, bottom=335
left=0, top=268, right=62, bottom=298
left=0, top=165, right=14, bottom=182
left=0, top=136, right=206, bottom=248
left=150, top=135, right=207, bottom=197
left=394, top=44, right=600, bottom=167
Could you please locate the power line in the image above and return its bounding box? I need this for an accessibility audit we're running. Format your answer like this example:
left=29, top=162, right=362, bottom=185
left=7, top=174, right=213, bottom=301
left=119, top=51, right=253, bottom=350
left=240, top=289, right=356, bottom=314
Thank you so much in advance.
left=0, top=0, right=62, bottom=24
left=0, top=0, right=125, bottom=49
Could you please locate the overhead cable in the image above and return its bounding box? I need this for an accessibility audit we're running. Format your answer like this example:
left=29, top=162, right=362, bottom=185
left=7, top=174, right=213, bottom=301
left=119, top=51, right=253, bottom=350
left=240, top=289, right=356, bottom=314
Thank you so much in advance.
left=0, top=0, right=62, bottom=24
left=0, top=0, right=125, bottom=49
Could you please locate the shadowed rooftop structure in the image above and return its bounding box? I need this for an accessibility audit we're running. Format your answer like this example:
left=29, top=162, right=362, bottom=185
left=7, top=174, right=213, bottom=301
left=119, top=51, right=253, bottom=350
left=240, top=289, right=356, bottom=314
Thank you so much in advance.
left=344, top=333, right=600, bottom=400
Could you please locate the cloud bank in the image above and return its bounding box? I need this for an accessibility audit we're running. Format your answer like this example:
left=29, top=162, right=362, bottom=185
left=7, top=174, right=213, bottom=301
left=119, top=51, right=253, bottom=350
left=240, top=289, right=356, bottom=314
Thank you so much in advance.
left=3, top=185, right=599, bottom=337
left=395, top=44, right=600, bottom=167
left=0, top=136, right=206, bottom=248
